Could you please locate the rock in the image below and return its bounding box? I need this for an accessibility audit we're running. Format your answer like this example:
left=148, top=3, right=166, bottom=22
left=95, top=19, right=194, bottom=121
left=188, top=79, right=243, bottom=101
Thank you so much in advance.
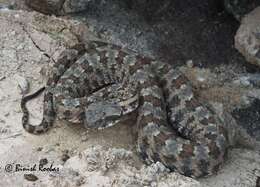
left=81, top=135, right=88, bottom=142
left=122, top=0, right=222, bottom=21
left=61, top=150, right=70, bottom=162
left=0, top=0, right=15, bottom=10
left=36, top=147, right=43, bottom=152
left=39, top=158, right=48, bottom=166
left=24, top=0, right=92, bottom=15
left=25, top=0, right=65, bottom=15
left=232, top=99, right=260, bottom=142
left=233, top=73, right=260, bottom=88
left=0, top=9, right=92, bottom=77
left=62, top=0, right=90, bottom=14
left=186, top=60, right=194, bottom=68
left=23, top=0, right=257, bottom=22
left=24, top=174, right=38, bottom=182
left=235, top=7, right=260, bottom=67
left=62, top=146, right=198, bottom=187
left=224, top=0, right=260, bottom=21
left=14, top=75, right=30, bottom=95
left=0, top=76, right=5, bottom=81
left=11, top=0, right=28, bottom=11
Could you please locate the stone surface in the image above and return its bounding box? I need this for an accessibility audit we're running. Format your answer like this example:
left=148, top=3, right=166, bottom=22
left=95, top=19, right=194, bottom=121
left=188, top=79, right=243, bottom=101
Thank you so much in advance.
left=235, top=7, right=260, bottom=67
left=11, top=0, right=246, bottom=69
left=25, top=0, right=65, bottom=15
left=24, top=0, right=95, bottom=15
left=224, top=0, right=260, bottom=21
left=14, top=75, right=30, bottom=95
left=60, top=146, right=200, bottom=187
left=22, top=0, right=260, bottom=21
left=232, top=99, right=260, bottom=141
left=62, top=0, right=90, bottom=14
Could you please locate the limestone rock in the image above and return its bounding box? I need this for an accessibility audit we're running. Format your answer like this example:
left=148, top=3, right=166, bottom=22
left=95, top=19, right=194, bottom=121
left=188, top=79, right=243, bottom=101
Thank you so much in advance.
left=235, top=7, right=260, bottom=67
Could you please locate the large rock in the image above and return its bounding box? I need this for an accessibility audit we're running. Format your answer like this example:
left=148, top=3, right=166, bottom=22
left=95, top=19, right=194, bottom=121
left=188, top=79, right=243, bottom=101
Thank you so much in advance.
left=24, top=0, right=91, bottom=15
left=22, top=0, right=260, bottom=19
left=224, top=0, right=260, bottom=21
left=235, top=7, right=260, bottom=67
left=25, top=0, right=65, bottom=15
left=62, top=0, right=90, bottom=14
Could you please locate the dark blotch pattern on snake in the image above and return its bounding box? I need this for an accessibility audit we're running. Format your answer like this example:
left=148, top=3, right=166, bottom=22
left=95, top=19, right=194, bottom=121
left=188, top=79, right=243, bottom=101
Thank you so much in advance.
left=21, top=41, right=229, bottom=178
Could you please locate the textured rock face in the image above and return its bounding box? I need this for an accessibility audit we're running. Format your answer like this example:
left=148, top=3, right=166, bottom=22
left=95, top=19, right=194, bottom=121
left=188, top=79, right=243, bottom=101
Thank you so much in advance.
left=24, top=0, right=90, bottom=15
left=232, top=99, right=260, bottom=141
left=21, top=0, right=260, bottom=20
left=224, top=0, right=260, bottom=21
left=59, top=146, right=200, bottom=187
left=62, top=0, right=90, bottom=13
left=235, top=7, right=260, bottom=67
left=25, top=0, right=65, bottom=15
left=24, top=0, right=222, bottom=16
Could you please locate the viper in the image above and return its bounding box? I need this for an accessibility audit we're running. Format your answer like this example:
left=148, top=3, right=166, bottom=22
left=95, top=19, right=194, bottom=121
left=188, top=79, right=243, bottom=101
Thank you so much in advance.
left=21, top=41, right=228, bottom=178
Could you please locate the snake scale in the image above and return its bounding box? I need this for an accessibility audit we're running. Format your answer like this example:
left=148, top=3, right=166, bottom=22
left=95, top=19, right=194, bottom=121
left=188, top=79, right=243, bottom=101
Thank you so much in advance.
left=21, top=41, right=229, bottom=178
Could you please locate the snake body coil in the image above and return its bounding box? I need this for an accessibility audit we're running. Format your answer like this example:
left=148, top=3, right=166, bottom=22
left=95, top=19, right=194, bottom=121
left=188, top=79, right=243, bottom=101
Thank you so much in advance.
left=21, top=41, right=228, bottom=178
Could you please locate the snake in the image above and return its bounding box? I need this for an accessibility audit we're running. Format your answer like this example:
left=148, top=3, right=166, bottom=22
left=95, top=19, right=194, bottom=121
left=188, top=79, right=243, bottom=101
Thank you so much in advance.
left=21, top=41, right=229, bottom=178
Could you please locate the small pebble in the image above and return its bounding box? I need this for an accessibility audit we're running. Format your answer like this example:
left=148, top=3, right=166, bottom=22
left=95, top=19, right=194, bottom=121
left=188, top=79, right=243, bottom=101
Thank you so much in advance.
left=15, top=75, right=30, bottom=95
left=44, top=146, right=55, bottom=153
left=0, top=76, right=5, bottom=81
left=36, top=147, right=43, bottom=152
left=151, top=182, right=157, bottom=187
left=186, top=60, right=193, bottom=68
left=81, top=135, right=88, bottom=142
left=81, top=131, right=89, bottom=142
left=61, top=150, right=70, bottom=162
left=0, top=119, right=6, bottom=124
left=40, top=66, right=50, bottom=78
left=197, top=76, right=206, bottom=82
left=10, top=31, right=16, bottom=36
left=0, top=127, right=8, bottom=134
left=14, top=14, right=19, bottom=18
left=61, top=154, right=70, bottom=162
left=39, top=158, right=48, bottom=166
left=24, top=174, right=38, bottom=182
left=4, top=112, right=10, bottom=117
left=75, top=177, right=85, bottom=186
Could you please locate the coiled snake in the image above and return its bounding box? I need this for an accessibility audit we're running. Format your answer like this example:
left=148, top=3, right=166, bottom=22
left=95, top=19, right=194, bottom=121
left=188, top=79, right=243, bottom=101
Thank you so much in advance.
left=21, top=41, right=229, bottom=178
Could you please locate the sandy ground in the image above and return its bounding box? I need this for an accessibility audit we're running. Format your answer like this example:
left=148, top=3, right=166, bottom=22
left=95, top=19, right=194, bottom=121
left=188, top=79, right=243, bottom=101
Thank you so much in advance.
left=0, top=8, right=259, bottom=187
